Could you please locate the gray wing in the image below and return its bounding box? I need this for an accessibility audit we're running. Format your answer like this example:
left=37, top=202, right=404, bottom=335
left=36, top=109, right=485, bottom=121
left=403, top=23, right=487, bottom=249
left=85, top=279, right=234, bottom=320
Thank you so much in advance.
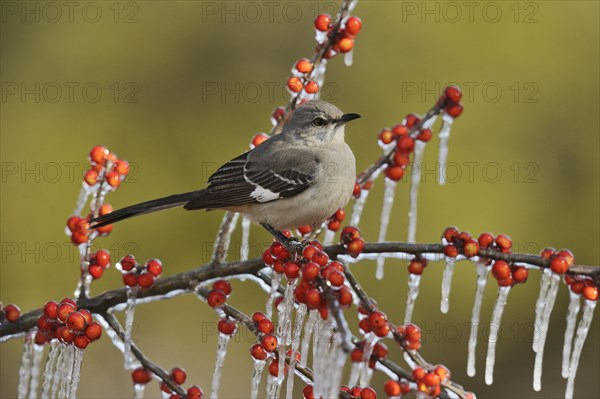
left=184, top=140, right=318, bottom=210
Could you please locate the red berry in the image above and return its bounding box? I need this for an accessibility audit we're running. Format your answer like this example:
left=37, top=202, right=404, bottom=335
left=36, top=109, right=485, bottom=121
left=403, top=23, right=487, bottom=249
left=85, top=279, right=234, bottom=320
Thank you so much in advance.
left=218, top=318, right=236, bottom=335
left=287, top=76, right=303, bottom=93
left=105, top=171, right=121, bottom=188
left=137, top=272, right=155, bottom=288
left=89, top=145, right=108, bottom=164
left=146, top=258, right=163, bottom=278
left=305, top=288, right=322, bottom=310
left=83, top=169, right=99, bottom=185
left=261, top=334, right=278, bottom=352
left=94, top=249, right=110, bottom=268
left=85, top=322, right=103, bottom=341
left=327, top=269, right=345, bottom=287
left=312, top=251, right=329, bottom=267
left=341, top=226, right=361, bottom=243
left=442, top=226, right=459, bottom=243
left=262, top=249, right=274, bottom=266
left=123, top=272, right=138, bottom=287
left=497, top=275, right=513, bottom=287
left=492, top=260, right=511, bottom=280
left=379, top=129, right=394, bottom=145
left=338, top=287, right=353, bottom=308
left=412, top=367, right=426, bottom=381
left=422, top=372, right=441, bottom=387
left=252, top=312, right=266, bottom=323
left=73, top=335, right=90, bottom=349
left=408, top=259, right=426, bottom=275
left=3, top=304, right=20, bottom=322
left=350, top=386, right=363, bottom=397
left=187, top=385, right=203, bottom=399
left=353, top=182, right=361, bottom=197
left=170, top=367, right=186, bottom=385
left=373, top=323, right=391, bottom=338
left=583, top=286, right=598, bottom=301
left=43, top=301, right=58, bottom=320
left=302, top=262, right=320, bottom=281
left=57, top=303, right=76, bottom=322
left=384, top=380, right=401, bottom=396
left=495, top=234, right=512, bottom=250
left=445, top=103, right=464, bottom=118
left=295, top=58, right=313, bottom=74
left=345, top=16, right=362, bottom=36
left=303, top=385, right=315, bottom=399
left=385, top=165, right=405, bottom=182
left=444, top=85, right=462, bottom=103
left=417, top=128, right=432, bottom=142
left=360, top=387, right=377, bottom=399
left=212, top=280, right=232, bottom=296
left=337, top=37, right=354, bottom=53
left=443, top=244, right=459, bottom=258
left=268, top=358, right=288, bottom=377
left=119, top=255, right=137, bottom=272
left=314, top=14, right=331, bottom=31
left=132, top=368, right=152, bottom=385
left=207, top=289, right=227, bottom=308
left=478, top=232, right=495, bottom=248
left=463, top=241, right=479, bottom=258
left=557, top=249, right=575, bottom=266
left=250, top=343, right=268, bottom=361
left=115, top=159, right=130, bottom=175
left=251, top=133, right=269, bottom=148
left=369, top=311, right=387, bottom=328
left=327, top=220, right=341, bottom=231
left=392, top=124, right=409, bottom=136
left=258, top=319, right=274, bottom=334
left=66, top=312, right=86, bottom=331
left=397, top=136, right=415, bottom=153
left=512, top=266, right=528, bottom=284
left=540, top=247, right=556, bottom=260
left=346, top=238, right=365, bottom=257
left=304, top=81, right=319, bottom=94
left=433, top=364, right=451, bottom=382
left=550, top=256, right=569, bottom=274
left=284, top=262, right=301, bottom=279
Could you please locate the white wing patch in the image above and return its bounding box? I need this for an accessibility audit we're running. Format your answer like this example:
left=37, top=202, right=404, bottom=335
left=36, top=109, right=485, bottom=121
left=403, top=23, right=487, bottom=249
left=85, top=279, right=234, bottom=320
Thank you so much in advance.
left=250, top=185, right=280, bottom=202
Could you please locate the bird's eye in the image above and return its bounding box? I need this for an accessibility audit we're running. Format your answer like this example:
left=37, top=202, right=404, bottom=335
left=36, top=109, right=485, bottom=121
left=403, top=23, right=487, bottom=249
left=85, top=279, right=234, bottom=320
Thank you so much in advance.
left=313, top=117, right=327, bottom=126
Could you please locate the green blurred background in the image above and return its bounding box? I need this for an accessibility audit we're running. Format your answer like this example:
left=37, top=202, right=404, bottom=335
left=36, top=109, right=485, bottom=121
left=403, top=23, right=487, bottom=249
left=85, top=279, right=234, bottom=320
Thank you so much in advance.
left=1, top=1, right=598, bottom=398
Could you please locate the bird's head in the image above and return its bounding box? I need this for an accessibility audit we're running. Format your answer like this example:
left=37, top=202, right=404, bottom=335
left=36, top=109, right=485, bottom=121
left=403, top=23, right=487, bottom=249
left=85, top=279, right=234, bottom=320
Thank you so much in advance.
left=283, top=100, right=361, bottom=145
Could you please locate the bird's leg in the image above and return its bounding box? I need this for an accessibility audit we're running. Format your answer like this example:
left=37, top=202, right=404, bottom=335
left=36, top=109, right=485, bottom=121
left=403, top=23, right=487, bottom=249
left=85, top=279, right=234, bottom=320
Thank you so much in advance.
left=260, top=223, right=304, bottom=253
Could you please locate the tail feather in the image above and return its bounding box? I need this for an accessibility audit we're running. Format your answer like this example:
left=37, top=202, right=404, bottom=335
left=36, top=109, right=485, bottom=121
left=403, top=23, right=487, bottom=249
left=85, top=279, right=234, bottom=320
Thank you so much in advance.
left=90, top=190, right=205, bottom=227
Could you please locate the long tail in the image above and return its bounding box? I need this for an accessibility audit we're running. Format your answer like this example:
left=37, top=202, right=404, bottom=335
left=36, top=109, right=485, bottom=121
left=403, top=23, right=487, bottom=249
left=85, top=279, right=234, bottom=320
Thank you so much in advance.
left=89, top=190, right=205, bottom=227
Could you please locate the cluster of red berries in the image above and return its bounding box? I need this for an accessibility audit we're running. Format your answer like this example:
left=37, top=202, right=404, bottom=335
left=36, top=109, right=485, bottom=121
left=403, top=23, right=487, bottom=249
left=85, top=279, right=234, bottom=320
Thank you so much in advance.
left=249, top=312, right=277, bottom=360
left=206, top=280, right=233, bottom=309
left=407, top=257, right=428, bottom=275
left=383, top=379, right=411, bottom=397
left=287, top=62, right=319, bottom=95
left=117, top=255, right=163, bottom=289
left=540, top=247, right=575, bottom=275
left=0, top=303, right=20, bottom=323
left=35, top=298, right=102, bottom=349
left=267, top=350, right=301, bottom=378
left=565, top=275, right=598, bottom=302
left=350, top=339, right=389, bottom=368
left=135, top=366, right=202, bottom=399
left=396, top=323, right=422, bottom=351
left=352, top=180, right=373, bottom=200
left=358, top=306, right=391, bottom=338
left=303, top=384, right=377, bottom=399
left=84, top=145, right=130, bottom=190
left=341, top=226, right=365, bottom=257
left=411, top=364, right=451, bottom=397
left=440, top=85, right=464, bottom=118
left=262, top=240, right=353, bottom=319
left=326, top=208, right=346, bottom=232
left=87, top=249, right=111, bottom=279
left=380, top=114, right=432, bottom=182
left=314, top=14, right=363, bottom=55
left=66, top=202, right=113, bottom=244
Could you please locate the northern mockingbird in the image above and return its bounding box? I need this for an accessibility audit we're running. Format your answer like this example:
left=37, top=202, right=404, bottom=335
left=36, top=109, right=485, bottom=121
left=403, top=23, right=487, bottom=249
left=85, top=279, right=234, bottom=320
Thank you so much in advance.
left=90, top=100, right=360, bottom=245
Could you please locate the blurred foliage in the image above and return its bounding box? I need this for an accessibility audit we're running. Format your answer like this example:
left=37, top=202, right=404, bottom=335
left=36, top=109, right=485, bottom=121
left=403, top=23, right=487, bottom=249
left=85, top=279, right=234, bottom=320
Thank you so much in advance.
left=1, top=1, right=598, bottom=398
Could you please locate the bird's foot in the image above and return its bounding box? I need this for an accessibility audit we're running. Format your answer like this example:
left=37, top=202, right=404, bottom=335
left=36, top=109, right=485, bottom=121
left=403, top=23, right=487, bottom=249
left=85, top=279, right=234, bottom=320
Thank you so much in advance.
left=282, top=237, right=309, bottom=255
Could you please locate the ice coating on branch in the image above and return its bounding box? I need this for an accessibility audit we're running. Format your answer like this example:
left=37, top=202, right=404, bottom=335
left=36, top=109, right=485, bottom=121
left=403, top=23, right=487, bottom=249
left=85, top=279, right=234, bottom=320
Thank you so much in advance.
left=533, top=268, right=552, bottom=353
left=251, top=359, right=266, bottom=399
left=407, top=141, right=426, bottom=243
left=73, top=185, right=92, bottom=216
left=41, top=341, right=59, bottom=399
left=329, top=345, right=347, bottom=398
left=266, top=273, right=282, bottom=320
left=467, top=263, right=491, bottom=377
left=350, top=188, right=369, bottom=227
left=323, top=228, right=336, bottom=246
left=359, top=334, right=377, bottom=386
left=485, top=286, right=511, bottom=385
left=68, top=349, right=84, bottom=398
left=313, top=320, right=340, bottom=399
left=440, top=259, right=455, bottom=314
left=58, top=345, right=75, bottom=399
left=533, top=273, right=560, bottom=391
left=437, top=113, right=454, bottom=185
left=266, top=375, right=279, bottom=399
left=562, top=291, right=581, bottom=379
left=348, top=362, right=360, bottom=387
left=124, top=294, right=140, bottom=369
left=18, top=338, right=34, bottom=399
left=276, top=280, right=298, bottom=389
left=565, top=300, right=597, bottom=399
left=300, top=310, right=318, bottom=367
left=29, top=343, right=44, bottom=399
left=241, top=217, right=251, bottom=261
left=404, top=274, right=422, bottom=324
left=211, top=333, right=232, bottom=399
left=134, top=383, right=146, bottom=399
left=344, top=49, right=354, bottom=67
left=375, top=178, right=397, bottom=279
left=286, top=304, right=307, bottom=399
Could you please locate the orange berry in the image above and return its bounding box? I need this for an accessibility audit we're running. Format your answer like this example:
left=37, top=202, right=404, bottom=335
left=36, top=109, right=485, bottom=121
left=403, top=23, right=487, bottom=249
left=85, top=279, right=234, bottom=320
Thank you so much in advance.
left=286, top=76, right=303, bottom=93
left=337, top=37, right=354, bottom=53
left=295, top=58, right=313, bottom=74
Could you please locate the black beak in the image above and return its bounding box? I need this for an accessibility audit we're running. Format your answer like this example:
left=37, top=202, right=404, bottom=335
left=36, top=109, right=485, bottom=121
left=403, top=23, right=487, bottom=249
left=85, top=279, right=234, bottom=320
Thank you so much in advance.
left=337, top=113, right=362, bottom=124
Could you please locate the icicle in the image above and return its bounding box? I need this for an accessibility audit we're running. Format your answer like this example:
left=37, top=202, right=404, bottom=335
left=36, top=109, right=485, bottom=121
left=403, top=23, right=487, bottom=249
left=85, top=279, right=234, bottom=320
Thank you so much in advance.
left=328, top=345, right=347, bottom=398
left=124, top=293, right=140, bottom=369
left=41, top=341, right=59, bottom=399
left=404, top=274, right=422, bottom=324
left=359, top=334, right=377, bottom=386
left=407, top=140, right=426, bottom=243
left=266, top=273, right=282, bottom=320
left=241, top=217, right=251, bottom=261
left=440, top=259, right=455, bottom=314
left=315, top=30, right=327, bottom=44
left=437, top=113, right=454, bottom=185
left=347, top=362, right=360, bottom=387
left=533, top=273, right=560, bottom=391
left=251, top=359, right=266, bottom=399
left=323, top=228, right=336, bottom=246
left=485, top=286, right=511, bottom=385
left=18, top=338, right=34, bottom=399
left=533, top=268, right=552, bottom=353
left=467, top=263, right=491, bottom=377
left=58, top=345, right=75, bottom=399
left=73, top=184, right=92, bottom=216
left=286, top=304, right=307, bottom=399
left=211, top=332, right=232, bottom=399
left=212, top=212, right=240, bottom=263
left=29, top=343, right=44, bottom=399
left=375, top=178, right=397, bottom=280
left=562, top=291, right=581, bottom=378
left=344, top=49, right=354, bottom=67
left=565, top=299, right=597, bottom=399
left=134, top=383, right=146, bottom=399
left=348, top=0, right=359, bottom=11
left=50, top=344, right=66, bottom=399
left=313, top=319, right=336, bottom=399
left=350, top=189, right=369, bottom=227
left=276, top=280, right=297, bottom=389
left=300, top=310, right=318, bottom=367
left=68, top=348, right=84, bottom=398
